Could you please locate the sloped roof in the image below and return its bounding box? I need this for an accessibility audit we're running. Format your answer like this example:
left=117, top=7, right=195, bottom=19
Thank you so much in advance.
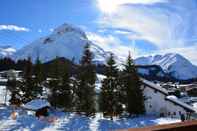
left=141, top=78, right=196, bottom=113
left=141, top=78, right=169, bottom=95
left=23, top=99, right=50, bottom=111
left=166, top=96, right=196, bottom=113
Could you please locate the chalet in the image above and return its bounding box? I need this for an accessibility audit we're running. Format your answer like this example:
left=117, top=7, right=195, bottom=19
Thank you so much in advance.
left=23, top=99, right=50, bottom=117
left=0, top=69, right=22, bottom=80
left=141, top=78, right=197, bottom=118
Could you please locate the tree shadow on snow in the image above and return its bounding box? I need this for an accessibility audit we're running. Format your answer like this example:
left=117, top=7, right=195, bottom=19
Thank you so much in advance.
left=97, top=116, right=158, bottom=131
left=56, top=113, right=92, bottom=131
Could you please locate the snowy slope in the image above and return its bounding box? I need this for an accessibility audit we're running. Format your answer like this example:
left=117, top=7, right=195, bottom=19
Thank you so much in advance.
left=0, top=106, right=180, bottom=131
left=137, top=65, right=166, bottom=78
left=0, top=46, right=16, bottom=58
left=13, top=23, right=110, bottom=63
left=135, top=53, right=197, bottom=80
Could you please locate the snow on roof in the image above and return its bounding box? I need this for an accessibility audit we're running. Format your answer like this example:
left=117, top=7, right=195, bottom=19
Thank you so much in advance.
left=0, top=70, right=22, bottom=74
left=192, top=103, right=197, bottom=109
left=141, top=78, right=169, bottom=95
left=0, top=78, right=8, bottom=82
left=141, top=78, right=196, bottom=113
left=23, top=99, right=50, bottom=110
left=166, top=95, right=178, bottom=100
left=166, top=95, right=196, bottom=113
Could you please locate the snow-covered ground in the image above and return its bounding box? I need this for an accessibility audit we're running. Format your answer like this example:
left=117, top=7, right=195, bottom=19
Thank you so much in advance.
left=0, top=86, right=10, bottom=105
left=0, top=106, right=181, bottom=131
left=0, top=86, right=6, bottom=104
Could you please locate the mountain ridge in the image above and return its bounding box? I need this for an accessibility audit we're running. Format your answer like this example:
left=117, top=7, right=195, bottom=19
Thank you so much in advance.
left=135, top=53, right=197, bottom=80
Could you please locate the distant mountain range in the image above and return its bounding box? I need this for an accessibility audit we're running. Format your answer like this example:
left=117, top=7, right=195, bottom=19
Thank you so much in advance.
left=0, top=23, right=197, bottom=80
left=135, top=53, right=197, bottom=80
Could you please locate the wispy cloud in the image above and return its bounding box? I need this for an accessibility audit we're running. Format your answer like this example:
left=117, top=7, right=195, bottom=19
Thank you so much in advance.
left=0, top=25, right=30, bottom=32
left=97, top=0, right=166, bottom=14
left=38, top=29, right=42, bottom=33
left=98, top=5, right=186, bottom=49
left=87, top=32, right=141, bottom=60
left=49, top=28, right=54, bottom=32
left=96, top=0, right=197, bottom=64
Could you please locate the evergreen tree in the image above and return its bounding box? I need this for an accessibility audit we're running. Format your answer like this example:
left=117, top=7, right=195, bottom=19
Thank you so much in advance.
left=54, top=64, right=73, bottom=111
left=20, top=57, right=38, bottom=103
left=34, top=57, right=45, bottom=84
left=61, top=64, right=73, bottom=111
left=99, top=53, right=121, bottom=120
left=7, top=78, right=21, bottom=106
left=122, top=52, right=145, bottom=115
left=70, top=76, right=79, bottom=111
left=47, top=57, right=61, bottom=108
left=76, top=43, right=96, bottom=116
left=34, top=57, right=45, bottom=97
left=47, top=57, right=73, bottom=110
left=48, top=78, right=61, bottom=108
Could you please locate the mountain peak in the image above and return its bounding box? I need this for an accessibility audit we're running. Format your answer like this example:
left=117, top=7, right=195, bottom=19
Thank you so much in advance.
left=12, top=23, right=109, bottom=64
left=53, top=23, right=87, bottom=39
left=135, top=53, right=197, bottom=80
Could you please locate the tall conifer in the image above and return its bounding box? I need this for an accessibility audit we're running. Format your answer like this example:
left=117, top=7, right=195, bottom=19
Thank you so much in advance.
left=99, top=53, right=121, bottom=120
left=77, top=43, right=96, bottom=116
left=122, top=52, right=145, bottom=115
left=21, top=57, right=37, bottom=103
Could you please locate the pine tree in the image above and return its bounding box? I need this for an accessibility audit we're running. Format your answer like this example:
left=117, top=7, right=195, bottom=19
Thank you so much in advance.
left=99, top=53, right=122, bottom=120
left=48, top=78, right=61, bottom=108
left=21, top=57, right=38, bottom=103
left=122, top=52, right=145, bottom=116
left=47, top=56, right=73, bottom=110
left=7, top=78, right=21, bottom=106
left=34, top=57, right=45, bottom=97
left=62, top=64, right=73, bottom=111
left=76, top=43, right=96, bottom=116
left=34, top=57, right=45, bottom=84
left=47, top=57, right=61, bottom=108
left=57, top=64, right=73, bottom=111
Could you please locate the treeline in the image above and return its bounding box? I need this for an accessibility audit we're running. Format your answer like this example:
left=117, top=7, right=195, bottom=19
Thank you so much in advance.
left=0, top=58, right=28, bottom=71
left=6, top=44, right=145, bottom=119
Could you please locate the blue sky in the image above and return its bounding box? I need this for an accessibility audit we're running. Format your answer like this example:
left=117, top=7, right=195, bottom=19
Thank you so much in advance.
left=0, top=0, right=99, bottom=48
left=0, top=0, right=197, bottom=64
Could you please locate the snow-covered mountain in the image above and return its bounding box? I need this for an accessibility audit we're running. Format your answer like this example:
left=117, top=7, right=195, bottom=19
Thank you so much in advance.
left=135, top=53, right=197, bottom=80
left=13, top=23, right=110, bottom=63
left=10, top=23, right=197, bottom=80
left=0, top=45, right=16, bottom=58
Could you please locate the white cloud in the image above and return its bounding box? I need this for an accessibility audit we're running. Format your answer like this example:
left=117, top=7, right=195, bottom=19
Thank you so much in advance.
left=38, top=29, right=42, bottom=33
left=49, top=28, right=54, bottom=32
left=97, top=0, right=166, bottom=14
left=114, top=30, right=131, bottom=35
left=98, top=5, right=187, bottom=49
left=0, top=25, right=30, bottom=32
left=87, top=32, right=141, bottom=60
left=88, top=31, right=197, bottom=65
left=96, top=0, right=197, bottom=65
